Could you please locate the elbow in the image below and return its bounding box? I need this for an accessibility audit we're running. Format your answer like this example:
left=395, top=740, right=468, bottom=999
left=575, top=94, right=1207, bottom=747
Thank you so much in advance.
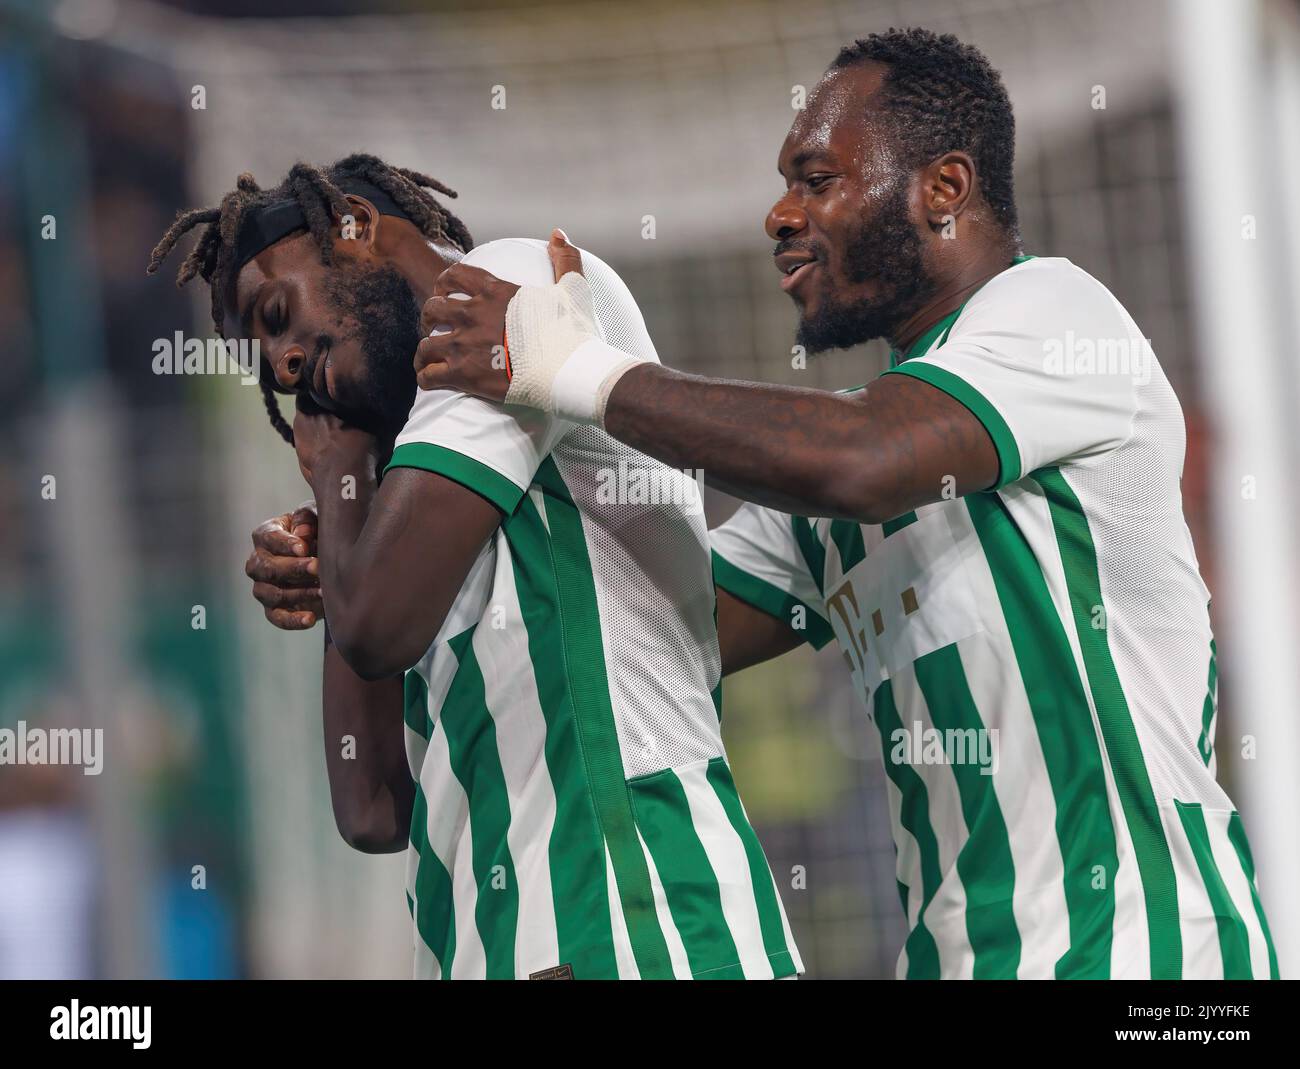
left=339, top=645, right=411, bottom=683
left=340, top=825, right=407, bottom=854
left=332, top=797, right=410, bottom=855
left=820, top=466, right=895, bottom=526
left=332, top=622, right=423, bottom=682
left=327, top=582, right=446, bottom=679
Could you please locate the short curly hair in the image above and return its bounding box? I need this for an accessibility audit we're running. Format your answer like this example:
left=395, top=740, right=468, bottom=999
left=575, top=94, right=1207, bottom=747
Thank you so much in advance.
left=832, top=28, right=1019, bottom=237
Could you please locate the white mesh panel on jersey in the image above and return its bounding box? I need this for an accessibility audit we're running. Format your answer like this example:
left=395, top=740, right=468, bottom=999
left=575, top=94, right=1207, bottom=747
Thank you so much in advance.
left=553, top=251, right=724, bottom=779
left=1064, top=355, right=1226, bottom=809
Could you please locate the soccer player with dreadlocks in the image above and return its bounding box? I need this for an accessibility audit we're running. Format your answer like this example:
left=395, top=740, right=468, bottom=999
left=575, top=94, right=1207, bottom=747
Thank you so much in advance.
left=150, top=154, right=802, bottom=980
left=409, top=29, right=1279, bottom=979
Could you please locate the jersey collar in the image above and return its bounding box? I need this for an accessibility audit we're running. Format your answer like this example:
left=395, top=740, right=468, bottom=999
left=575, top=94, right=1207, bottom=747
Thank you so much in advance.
left=887, top=254, right=1035, bottom=368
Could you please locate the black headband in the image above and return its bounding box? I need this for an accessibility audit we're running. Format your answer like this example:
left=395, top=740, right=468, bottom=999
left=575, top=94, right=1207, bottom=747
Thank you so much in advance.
left=232, top=177, right=413, bottom=276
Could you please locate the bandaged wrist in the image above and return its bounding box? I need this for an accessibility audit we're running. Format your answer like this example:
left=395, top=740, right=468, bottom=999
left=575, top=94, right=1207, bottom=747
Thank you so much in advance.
left=503, top=272, right=641, bottom=426
left=549, top=338, right=641, bottom=426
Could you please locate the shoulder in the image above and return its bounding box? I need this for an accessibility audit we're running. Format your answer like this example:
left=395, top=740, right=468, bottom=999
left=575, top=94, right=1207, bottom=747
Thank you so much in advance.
left=459, top=237, right=626, bottom=293
left=460, top=237, right=657, bottom=362
left=959, top=257, right=1130, bottom=336
left=459, top=238, right=554, bottom=288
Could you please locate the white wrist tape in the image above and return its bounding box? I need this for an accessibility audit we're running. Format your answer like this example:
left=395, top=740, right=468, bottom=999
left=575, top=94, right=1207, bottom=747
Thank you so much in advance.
left=503, top=272, right=641, bottom=426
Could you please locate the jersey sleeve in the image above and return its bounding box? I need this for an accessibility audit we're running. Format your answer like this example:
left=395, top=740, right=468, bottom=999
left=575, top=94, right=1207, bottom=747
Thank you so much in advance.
left=710, top=502, right=835, bottom=650
left=882, top=261, right=1140, bottom=488
left=384, top=239, right=570, bottom=514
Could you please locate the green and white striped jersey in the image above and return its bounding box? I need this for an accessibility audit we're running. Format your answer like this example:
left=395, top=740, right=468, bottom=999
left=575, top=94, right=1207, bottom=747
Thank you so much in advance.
left=712, top=256, right=1277, bottom=980
left=385, top=239, right=800, bottom=980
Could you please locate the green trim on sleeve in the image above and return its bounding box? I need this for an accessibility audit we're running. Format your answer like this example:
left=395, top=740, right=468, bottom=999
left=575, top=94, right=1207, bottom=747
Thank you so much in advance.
left=384, top=442, right=525, bottom=515
left=882, top=361, right=1023, bottom=488
left=712, top=550, right=834, bottom=650
left=791, top=517, right=827, bottom=596
left=882, top=511, right=918, bottom=537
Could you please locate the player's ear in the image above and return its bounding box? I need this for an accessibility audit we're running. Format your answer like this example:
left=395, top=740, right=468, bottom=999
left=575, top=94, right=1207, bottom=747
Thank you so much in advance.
left=923, top=151, right=975, bottom=230
left=336, top=194, right=381, bottom=250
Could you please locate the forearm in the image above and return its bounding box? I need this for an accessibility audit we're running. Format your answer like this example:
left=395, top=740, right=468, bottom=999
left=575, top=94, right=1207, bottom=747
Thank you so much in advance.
left=606, top=364, right=884, bottom=520
left=604, top=363, right=996, bottom=523
left=310, top=455, right=504, bottom=680
left=311, top=454, right=408, bottom=676
left=322, top=624, right=412, bottom=853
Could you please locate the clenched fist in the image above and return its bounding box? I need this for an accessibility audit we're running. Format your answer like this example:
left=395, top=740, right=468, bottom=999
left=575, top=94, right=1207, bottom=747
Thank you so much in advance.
left=244, top=503, right=322, bottom=630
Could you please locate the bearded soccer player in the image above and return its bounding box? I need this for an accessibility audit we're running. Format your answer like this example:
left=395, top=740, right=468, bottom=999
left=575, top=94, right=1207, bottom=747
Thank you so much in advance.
left=412, top=30, right=1279, bottom=979
left=148, top=155, right=801, bottom=980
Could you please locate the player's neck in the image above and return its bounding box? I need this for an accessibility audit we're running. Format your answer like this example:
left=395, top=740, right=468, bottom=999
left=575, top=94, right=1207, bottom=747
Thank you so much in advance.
left=401, top=239, right=464, bottom=307
left=889, top=240, right=1020, bottom=355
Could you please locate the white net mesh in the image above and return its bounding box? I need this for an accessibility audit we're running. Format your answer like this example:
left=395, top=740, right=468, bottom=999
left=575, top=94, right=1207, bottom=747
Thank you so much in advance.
left=1065, top=348, right=1222, bottom=808
left=552, top=249, right=723, bottom=779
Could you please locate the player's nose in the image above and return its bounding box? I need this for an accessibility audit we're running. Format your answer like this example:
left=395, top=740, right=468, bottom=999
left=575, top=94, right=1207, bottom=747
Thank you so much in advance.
left=765, top=194, right=808, bottom=242
left=271, top=344, right=307, bottom=390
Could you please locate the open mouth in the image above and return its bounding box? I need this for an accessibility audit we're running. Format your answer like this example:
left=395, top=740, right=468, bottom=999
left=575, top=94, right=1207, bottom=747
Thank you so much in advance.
left=780, top=260, right=818, bottom=293
left=774, top=251, right=819, bottom=294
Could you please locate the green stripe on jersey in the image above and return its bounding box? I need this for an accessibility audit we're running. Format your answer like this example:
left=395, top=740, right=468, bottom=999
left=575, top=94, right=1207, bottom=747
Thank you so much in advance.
left=829, top=519, right=866, bottom=573
left=503, top=492, right=622, bottom=978
left=711, top=550, right=834, bottom=650
left=629, top=765, right=742, bottom=978
left=404, top=669, right=430, bottom=739
left=1035, top=467, right=1183, bottom=979
left=532, top=458, right=675, bottom=978
left=792, top=516, right=827, bottom=595
left=882, top=512, right=918, bottom=537
left=965, top=490, right=1119, bottom=978
left=442, top=628, right=520, bottom=979
left=1174, top=801, right=1252, bottom=978
left=407, top=774, right=457, bottom=977
left=874, top=680, right=943, bottom=978
left=1198, top=638, right=1218, bottom=766
left=385, top=441, right=524, bottom=515
left=914, top=643, right=1021, bottom=978
left=1226, top=813, right=1280, bottom=979
left=705, top=757, right=798, bottom=974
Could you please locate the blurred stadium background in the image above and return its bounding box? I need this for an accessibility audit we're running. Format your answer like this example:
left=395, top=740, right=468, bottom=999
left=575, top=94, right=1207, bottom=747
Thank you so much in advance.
left=1, top=0, right=1298, bottom=979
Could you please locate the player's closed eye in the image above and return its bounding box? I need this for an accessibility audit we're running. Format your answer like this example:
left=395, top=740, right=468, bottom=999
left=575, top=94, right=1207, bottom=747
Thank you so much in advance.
left=264, top=299, right=286, bottom=335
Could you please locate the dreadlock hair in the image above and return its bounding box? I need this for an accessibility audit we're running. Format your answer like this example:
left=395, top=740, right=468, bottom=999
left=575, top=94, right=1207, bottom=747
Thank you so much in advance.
left=831, top=28, right=1019, bottom=239
left=147, top=153, right=474, bottom=445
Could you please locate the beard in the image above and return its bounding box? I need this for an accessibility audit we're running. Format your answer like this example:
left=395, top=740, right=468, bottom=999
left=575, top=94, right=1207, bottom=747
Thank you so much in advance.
left=794, top=175, right=939, bottom=354
left=322, top=262, right=423, bottom=435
